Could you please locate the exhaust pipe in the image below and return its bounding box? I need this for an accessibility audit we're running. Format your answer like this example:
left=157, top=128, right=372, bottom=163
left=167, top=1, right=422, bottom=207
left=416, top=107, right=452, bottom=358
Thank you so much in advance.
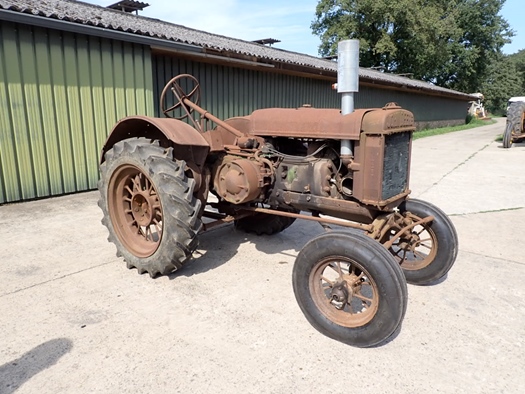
left=337, top=39, right=360, bottom=157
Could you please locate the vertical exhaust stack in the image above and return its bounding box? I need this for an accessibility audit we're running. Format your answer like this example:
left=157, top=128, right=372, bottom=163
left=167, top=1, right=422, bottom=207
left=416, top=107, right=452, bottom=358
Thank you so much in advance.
left=337, top=39, right=360, bottom=157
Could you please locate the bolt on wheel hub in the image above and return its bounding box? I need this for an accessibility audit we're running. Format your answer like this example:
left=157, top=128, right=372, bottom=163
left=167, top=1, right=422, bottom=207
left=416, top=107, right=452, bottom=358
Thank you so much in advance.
left=131, top=193, right=154, bottom=226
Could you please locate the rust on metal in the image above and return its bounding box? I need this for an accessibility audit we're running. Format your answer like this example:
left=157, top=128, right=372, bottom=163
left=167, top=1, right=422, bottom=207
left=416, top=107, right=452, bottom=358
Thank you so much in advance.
left=361, top=103, right=416, bottom=134
left=240, top=206, right=374, bottom=232
left=247, top=108, right=371, bottom=140
left=310, top=256, right=379, bottom=327
left=98, top=72, right=459, bottom=347
left=382, top=215, right=434, bottom=249
left=100, top=115, right=210, bottom=166
left=107, top=163, right=162, bottom=258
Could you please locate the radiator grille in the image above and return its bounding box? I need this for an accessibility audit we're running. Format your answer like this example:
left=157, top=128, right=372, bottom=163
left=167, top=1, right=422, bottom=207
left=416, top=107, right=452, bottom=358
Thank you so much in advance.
left=382, top=132, right=410, bottom=200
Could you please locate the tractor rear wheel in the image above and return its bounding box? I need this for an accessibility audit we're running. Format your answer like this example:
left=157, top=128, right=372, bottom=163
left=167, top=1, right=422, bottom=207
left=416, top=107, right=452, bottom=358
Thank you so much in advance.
left=293, top=230, right=407, bottom=347
left=98, top=138, right=202, bottom=277
left=505, top=101, right=525, bottom=148
left=234, top=212, right=296, bottom=235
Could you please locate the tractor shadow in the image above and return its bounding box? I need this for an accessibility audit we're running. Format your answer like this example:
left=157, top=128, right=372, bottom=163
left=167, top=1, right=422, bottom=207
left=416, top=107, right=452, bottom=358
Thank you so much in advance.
left=170, top=219, right=324, bottom=279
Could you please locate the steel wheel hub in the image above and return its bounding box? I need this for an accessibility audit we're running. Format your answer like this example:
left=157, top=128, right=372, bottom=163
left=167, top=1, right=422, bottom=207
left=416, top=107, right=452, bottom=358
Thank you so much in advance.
left=311, top=257, right=379, bottom=328
left=108, top=164, right=163, bottom=258
left=131, top=192, right=155, bottom=227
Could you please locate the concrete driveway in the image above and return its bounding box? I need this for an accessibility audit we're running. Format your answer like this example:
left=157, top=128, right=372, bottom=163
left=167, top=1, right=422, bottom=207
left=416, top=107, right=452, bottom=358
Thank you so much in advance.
left=1, top=118, right=524, bottom=393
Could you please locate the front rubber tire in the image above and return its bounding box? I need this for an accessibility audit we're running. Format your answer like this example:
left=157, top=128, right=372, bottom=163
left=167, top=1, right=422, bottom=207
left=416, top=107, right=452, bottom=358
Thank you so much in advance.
left=98, top=138, right=202, bottom=277
left=292, top=230, right=407, bottom=348
left=394, top=199, right=458, bottom=285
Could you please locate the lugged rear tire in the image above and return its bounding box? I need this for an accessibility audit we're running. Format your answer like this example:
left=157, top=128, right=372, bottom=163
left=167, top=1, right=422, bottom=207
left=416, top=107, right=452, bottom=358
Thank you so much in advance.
left=505, top=101, right=525, bottom=148
left=98, top=137, right=202, bottom=277
left=234, top=212, right=296, bottom=235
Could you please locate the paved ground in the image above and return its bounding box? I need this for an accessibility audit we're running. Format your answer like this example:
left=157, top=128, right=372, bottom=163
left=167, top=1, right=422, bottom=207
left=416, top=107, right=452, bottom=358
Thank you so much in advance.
left=1, top=118, right=524, bottom=394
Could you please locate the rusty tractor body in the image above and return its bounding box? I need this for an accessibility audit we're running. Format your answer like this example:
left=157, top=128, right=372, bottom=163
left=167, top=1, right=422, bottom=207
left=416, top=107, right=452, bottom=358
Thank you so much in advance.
left=98, top=73, right=458, bottom=347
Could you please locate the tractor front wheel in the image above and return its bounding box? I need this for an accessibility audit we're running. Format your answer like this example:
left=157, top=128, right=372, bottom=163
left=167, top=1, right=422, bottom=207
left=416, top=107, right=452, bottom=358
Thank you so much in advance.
left=385, top=199, right=458, bottom=285
left=503, top=121, right=514, bottom=149
left=292, top=230, right=407, bottom=347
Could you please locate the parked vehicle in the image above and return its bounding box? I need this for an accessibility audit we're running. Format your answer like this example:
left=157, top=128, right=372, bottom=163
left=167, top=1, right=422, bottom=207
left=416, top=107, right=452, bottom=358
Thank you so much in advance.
left=468, top=93, right=486, bottom=118
left=98, top=73, right=458, bottom=347
left=504, top=98, right=525, bottom=148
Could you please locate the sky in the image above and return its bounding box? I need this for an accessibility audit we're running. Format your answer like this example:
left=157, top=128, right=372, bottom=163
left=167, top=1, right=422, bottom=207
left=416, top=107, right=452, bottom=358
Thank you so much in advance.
left=87, top=0, right=524, bottom=56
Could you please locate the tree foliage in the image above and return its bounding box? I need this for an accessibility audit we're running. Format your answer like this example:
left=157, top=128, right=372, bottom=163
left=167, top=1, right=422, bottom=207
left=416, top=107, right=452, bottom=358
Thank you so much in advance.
left=508, top=49, right=525, bottom=92
left=312, top=0, right=513, bottom=93
left=481, top=56, right=522, bottom=115
left=482, top=50, right=525, bottom=115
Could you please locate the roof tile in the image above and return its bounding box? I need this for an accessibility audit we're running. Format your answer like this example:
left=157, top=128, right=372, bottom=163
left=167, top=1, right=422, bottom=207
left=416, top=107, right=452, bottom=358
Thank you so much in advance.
left=0, top=0, right=474, bottom=98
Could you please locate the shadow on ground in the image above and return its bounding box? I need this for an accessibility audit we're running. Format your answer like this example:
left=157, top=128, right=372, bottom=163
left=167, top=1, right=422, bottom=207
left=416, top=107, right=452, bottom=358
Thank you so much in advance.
left=170, top=219, right=323, bottom=279
left=0, top=338, right=73, bottom=394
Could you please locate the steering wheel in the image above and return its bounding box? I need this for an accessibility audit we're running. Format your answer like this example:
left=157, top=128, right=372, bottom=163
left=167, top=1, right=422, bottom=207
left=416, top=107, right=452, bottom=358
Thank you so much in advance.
left=160, top=74, right=201, bottom=119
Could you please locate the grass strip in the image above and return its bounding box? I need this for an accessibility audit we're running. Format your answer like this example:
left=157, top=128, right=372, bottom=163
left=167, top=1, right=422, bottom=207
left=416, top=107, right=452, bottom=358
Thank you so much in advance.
left=413, top=118, right=496, bottom=140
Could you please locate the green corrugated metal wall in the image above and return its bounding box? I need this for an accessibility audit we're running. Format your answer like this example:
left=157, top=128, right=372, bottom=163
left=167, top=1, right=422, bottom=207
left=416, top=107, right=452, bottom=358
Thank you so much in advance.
left=152, top=54, right=467, bottom=124
left=152, top=55, right=341, bottom=119
left=358, top=86, right=467, bottom=123
left=0, top=22, right=154, bottom=204
left=0, top=21, right=468, bottom=204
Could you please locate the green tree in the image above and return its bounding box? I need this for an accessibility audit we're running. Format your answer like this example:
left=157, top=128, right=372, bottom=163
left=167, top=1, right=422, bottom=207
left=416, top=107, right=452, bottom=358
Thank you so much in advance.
left=508, top=49, right=525, bottom=92
left=481, top=55, right=522, bottom=115
left=312, top=0, right=513, bottom=93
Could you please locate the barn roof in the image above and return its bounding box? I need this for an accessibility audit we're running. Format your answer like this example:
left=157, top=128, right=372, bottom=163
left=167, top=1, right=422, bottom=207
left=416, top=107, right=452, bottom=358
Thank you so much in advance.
left=0, top=0, right=475, bottom=100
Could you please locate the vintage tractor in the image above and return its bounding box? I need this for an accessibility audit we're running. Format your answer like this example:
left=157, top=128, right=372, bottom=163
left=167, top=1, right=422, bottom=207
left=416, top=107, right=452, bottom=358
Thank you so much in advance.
left=503, top=99, right=525, bottom=148
left=98, top=44, right=458, bottom=347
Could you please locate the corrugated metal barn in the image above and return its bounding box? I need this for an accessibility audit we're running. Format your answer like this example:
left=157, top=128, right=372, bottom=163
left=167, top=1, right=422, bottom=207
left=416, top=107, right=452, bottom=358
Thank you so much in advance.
left=0, top=0, right=475, bottom=204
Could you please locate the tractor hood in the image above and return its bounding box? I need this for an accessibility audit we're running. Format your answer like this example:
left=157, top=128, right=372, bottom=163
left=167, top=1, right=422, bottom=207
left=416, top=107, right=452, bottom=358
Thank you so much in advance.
left=244, top=106, right=414, bottom=140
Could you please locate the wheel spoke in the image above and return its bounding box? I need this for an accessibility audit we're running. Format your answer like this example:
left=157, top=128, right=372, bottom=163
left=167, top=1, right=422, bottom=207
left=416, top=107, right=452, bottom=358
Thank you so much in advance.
left=401, top=248, right=408, bottom=262
left=327, top=264, right=342, bottom=279
left=132, top=175, right=143, bottom=192
left=320, top=275, right=334, bottom=286
left=353, top=293, right=373, bottom=304
left=147, top=226, right=154, bottom=241
left=413, top=250, right=428, bottom=259
left=153, top=218, right=162, bottom=236
left=335, top=261, right=343, bottom=277
left=393, top=247, right=404, bottom=257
